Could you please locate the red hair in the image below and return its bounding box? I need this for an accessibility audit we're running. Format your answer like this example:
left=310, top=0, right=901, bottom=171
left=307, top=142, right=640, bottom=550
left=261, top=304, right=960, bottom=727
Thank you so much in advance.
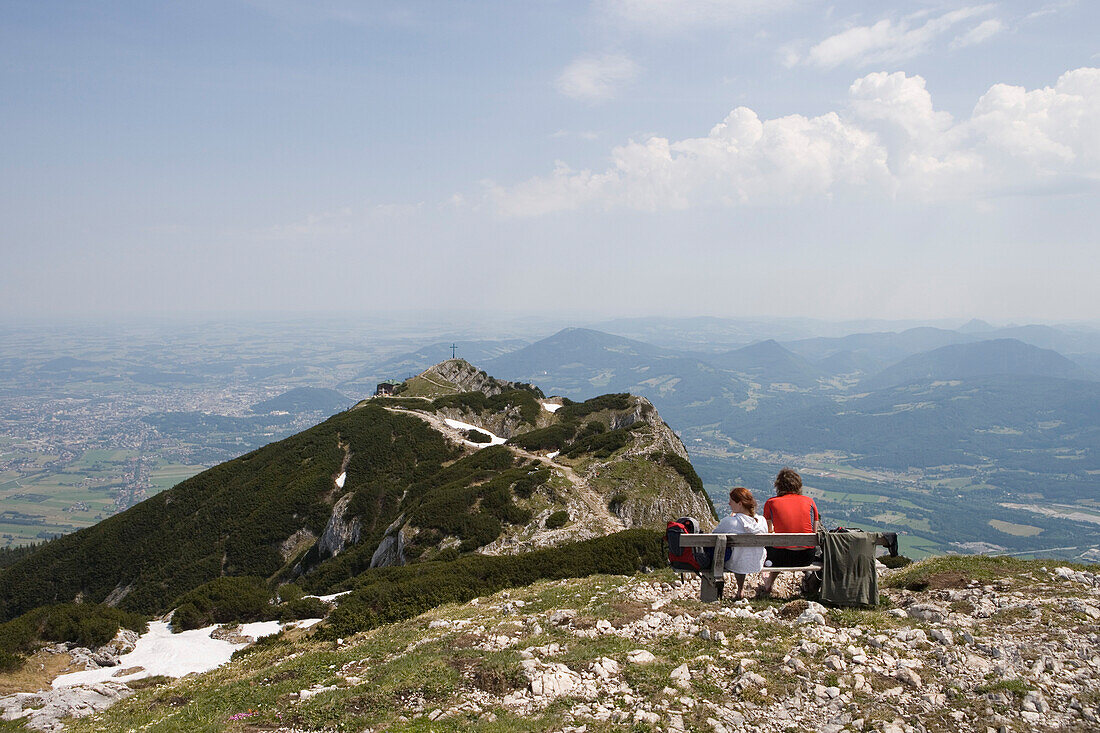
left=729, top=486, right=757, bottom=517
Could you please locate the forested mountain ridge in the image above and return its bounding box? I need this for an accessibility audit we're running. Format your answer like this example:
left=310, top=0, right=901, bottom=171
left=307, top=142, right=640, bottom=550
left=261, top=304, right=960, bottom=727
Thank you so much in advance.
left=860, top=338, right=1094, bottom=390
left=0, top=361, right=714, bottom=624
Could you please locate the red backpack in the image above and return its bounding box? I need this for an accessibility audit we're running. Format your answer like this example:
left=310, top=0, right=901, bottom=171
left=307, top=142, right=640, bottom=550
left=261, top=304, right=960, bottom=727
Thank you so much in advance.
left=666, top=516, right=709, bottom=573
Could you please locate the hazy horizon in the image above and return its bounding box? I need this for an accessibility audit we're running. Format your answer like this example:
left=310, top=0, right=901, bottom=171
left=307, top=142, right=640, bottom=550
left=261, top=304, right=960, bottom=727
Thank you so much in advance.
left=3, top=309, right=1099, bottom=339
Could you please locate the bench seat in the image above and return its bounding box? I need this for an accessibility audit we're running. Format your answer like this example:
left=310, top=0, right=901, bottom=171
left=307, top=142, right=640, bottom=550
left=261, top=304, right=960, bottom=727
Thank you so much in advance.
left=678, top=531, right=895, bottom=602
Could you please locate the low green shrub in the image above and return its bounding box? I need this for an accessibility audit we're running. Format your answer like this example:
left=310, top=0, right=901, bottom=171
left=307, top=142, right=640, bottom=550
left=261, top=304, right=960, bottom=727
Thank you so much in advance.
left=464, top=429, right=492, bottom=444
left=511, top=468, right=550, bottom=499
left=277, top=597, right=330, bottom=621
left=545, top=511, right=569, bottom=529
left=277, top=583, right=304, bottom=602
left=432, top=390, right=542, bottom=425
left=648, top=452, right=706, bottom=493
left=0, top=603, right=147, bottom=671
left=576, top=421, right=607, bottom=439
left=507, top=424, right=576, bottom=451
left=564, top=426, right=636, bottom=459
left=0, top=650, right=23, bottom=673
left=171, top=602, right=206, bottom=631
left=558, top=394, right=633, bottom=423
left=171, top=576, right=274, bottom=631
left=321, top=529, right=664, bottom=638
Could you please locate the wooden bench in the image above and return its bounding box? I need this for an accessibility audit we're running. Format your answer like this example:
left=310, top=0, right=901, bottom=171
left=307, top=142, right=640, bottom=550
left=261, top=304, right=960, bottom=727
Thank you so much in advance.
left=679, top=532, right=897, bottom=602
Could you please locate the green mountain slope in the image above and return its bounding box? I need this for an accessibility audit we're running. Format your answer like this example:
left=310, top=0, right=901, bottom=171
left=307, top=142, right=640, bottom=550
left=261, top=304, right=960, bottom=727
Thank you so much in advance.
left=0, top=403, right=456, bottom=621
left=0, top=362, right=715, bottom=626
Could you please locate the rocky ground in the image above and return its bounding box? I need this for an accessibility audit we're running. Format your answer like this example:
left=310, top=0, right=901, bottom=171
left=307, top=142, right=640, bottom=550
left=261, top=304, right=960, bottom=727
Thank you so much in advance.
left=4, top=557, right=1099, bottom=732
left=0, top=632, right=140, bottom=731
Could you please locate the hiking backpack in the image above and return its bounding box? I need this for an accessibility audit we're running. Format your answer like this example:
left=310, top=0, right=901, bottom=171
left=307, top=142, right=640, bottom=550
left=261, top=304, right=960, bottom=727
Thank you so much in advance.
left=666, top=516, right=709, bottom=573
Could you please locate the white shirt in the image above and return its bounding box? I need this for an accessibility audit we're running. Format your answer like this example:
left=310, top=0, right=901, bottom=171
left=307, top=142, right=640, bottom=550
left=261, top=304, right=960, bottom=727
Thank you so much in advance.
left=713, top=513, right=768, bottom=574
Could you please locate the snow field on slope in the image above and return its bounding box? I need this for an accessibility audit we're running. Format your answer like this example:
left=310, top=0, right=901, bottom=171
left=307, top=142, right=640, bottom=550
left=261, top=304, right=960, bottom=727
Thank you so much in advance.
left=51, top=619, right=319, bottom=688
left=443, top=418, right=507, bottom=446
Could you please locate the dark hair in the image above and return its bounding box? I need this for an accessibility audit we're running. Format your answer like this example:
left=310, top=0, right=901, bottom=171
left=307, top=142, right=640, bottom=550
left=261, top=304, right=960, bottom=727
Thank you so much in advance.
left=729, top=486, right=757, bottom=517
left=774, top=468, right=802, bottom=496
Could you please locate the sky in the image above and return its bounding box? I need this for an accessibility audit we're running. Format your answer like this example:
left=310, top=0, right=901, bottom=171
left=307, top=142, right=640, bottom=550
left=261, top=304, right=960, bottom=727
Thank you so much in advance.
left=2, top=0, right=1098, bottom=322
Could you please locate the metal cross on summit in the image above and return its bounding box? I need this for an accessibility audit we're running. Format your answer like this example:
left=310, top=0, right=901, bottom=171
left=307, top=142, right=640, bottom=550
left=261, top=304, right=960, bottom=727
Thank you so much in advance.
left=450, top=343, right=458, bottom=359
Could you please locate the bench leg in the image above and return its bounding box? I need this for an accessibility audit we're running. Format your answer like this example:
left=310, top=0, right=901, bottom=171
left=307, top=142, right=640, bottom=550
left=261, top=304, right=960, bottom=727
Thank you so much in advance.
left=800, top=569, right=822, bottom=598
left=700, top=574, right=724, bottom=602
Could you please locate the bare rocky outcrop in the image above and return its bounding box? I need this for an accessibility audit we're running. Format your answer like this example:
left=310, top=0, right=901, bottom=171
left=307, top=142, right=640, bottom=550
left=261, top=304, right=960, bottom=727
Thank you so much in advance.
left=294, top=563, right=1100, bottom=732
left=369, top=514, right=409, bottom=568
left=422, top=359, right=535, bottom=397
left=101, top=582, right=132, bottom=608
left=316, top=493, right=360, bottom=560
left=431, top=404, right=529, bottom=440
left=279, top=528, right=317, bottom=562
left=613, top=492, right=715, bottom=530
left=0, top=682, right=134, bottom=731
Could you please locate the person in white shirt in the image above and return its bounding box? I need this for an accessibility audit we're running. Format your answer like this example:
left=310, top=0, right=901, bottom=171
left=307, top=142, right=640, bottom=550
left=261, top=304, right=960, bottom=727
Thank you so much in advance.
left=712, top=486, right=768, bottom=600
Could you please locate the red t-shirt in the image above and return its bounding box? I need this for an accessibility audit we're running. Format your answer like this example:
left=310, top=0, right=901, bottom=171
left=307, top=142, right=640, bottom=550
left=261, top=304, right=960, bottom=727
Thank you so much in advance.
left=762, top=494, right=819, bottom=548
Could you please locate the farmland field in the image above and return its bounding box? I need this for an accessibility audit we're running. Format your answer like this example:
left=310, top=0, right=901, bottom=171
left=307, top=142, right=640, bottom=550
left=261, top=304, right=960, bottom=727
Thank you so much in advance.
left=695, top=453, right=1100, bottom=562
left=0, top=447, right=204, bottom=548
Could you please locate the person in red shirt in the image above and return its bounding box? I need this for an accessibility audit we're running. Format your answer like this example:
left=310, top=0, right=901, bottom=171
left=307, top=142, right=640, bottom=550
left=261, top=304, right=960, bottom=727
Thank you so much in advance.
left=759, top=467, right=820, bottom=596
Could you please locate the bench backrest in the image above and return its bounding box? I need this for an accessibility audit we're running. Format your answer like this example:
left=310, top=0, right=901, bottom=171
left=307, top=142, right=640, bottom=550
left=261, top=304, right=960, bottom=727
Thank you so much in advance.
left=679, top=533, right=820, bottom=548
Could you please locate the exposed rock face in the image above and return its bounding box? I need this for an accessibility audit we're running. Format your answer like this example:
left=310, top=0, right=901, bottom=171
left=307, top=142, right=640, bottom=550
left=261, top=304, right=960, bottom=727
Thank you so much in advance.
left=594, top=397, right=716, bottom=530
left=431, top=404, right=529, bottom=440
left=0, top=682, right=134, bottom=731
left=369, top=514, right=408, bottom=568
left=614, top=492, right=716, bottom=531
left=101, top=582, right=132, bottom=608
left=279, top=528, right=317, bottom=562
left=316, top=493, right=361, bottom=560
left=91, top=629, right=139, bottom=667
left=422, top=359, right=535, bottom=397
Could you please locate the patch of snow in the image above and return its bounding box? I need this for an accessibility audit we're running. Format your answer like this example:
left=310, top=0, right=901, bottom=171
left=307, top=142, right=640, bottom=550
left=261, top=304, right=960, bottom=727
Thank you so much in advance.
left=541, top=401, right=563, bottom=413
left=291, top=618, right=324, bottom=629
left=335, top=472, right=346, bottom=489
left=304, top=590, right=353, bottom=603
left=443, top=418, right=506, bottom=446
left=547, top=451, right=560, bottom=460
left=52, top=620, right=285, bottom=688
left=239, top=620, right=283, bottom=638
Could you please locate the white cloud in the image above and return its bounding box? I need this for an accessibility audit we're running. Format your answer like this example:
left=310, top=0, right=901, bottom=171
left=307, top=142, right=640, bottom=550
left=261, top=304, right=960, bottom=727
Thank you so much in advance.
left=555, top=54, right=639, bottom=101
left=489, top=67, right=1100, bottom=215
left=1024, top=0, right=1078, bottom=22
left=806, top=5, right=992, bottom=68
left=951, top=18, right=1006, bottom=48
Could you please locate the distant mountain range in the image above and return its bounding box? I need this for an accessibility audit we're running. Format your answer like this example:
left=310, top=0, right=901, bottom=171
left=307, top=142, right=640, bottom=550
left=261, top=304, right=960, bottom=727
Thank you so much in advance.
left=702, top=339, right=822, bottom=387
left=484, top=328, right=753, bottom=427
left=475, top=325, right=1099, bottom=483
left=784, top=327, right=974, bottom=366
left=250, top=387, right=353, bottom=415
left=860, top=339, right=1094, bottom=391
